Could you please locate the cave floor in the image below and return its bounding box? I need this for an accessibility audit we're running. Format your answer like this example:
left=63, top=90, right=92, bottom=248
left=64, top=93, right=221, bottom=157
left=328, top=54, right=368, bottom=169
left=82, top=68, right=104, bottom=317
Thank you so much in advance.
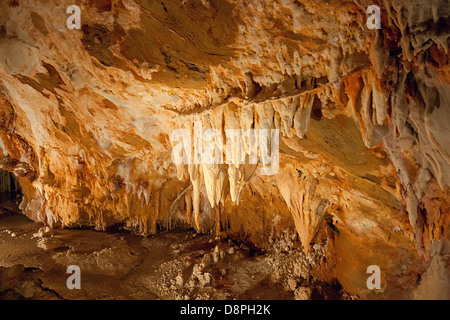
left=0, top=196, right=346, bottom=300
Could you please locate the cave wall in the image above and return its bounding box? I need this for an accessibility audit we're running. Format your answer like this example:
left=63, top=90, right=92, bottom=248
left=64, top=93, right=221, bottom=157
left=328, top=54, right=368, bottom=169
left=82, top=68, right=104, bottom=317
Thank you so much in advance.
left=0, top=0, right=449, bottom=297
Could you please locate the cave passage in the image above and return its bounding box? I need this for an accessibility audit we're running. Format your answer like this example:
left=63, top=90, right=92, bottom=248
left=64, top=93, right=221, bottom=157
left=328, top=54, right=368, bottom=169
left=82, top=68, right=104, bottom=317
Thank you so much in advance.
left=0, top=169, right=22, bottom=209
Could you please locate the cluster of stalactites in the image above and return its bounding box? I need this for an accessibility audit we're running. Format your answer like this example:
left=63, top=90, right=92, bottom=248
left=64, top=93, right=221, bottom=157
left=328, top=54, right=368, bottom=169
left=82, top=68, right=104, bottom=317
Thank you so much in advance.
left=169, top=92, right=316, bottom=230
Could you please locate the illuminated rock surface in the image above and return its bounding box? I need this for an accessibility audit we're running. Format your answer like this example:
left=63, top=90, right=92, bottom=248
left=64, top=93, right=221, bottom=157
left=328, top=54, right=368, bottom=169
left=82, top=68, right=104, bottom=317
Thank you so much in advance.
left=0, top=0, right=449, bottom=299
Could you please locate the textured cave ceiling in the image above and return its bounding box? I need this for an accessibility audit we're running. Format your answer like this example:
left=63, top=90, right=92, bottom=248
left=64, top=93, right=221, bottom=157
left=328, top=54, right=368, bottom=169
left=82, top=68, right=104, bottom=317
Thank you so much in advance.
left=0, top=0, right=449, bottom=297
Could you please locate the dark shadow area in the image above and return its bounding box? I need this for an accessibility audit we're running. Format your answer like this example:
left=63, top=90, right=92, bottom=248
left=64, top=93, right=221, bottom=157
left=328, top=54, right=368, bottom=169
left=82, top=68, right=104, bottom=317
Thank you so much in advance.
left=0, top=169, right=22, bottom=214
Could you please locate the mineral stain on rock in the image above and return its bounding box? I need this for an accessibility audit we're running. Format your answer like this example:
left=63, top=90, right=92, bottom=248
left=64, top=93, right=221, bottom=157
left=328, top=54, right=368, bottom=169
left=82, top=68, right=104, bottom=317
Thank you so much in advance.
left=81, top=24, right=114, bottom=67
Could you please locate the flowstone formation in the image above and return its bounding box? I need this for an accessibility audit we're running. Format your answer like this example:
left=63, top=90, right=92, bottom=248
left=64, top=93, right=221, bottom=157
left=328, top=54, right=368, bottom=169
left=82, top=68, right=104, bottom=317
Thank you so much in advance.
left=0, top=0, right=449, bottom=298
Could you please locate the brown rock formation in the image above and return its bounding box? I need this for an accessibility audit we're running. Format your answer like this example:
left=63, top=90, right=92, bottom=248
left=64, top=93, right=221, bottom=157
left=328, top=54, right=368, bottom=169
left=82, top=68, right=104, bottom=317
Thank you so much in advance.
left=0, top=0, right=449, bottom=298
